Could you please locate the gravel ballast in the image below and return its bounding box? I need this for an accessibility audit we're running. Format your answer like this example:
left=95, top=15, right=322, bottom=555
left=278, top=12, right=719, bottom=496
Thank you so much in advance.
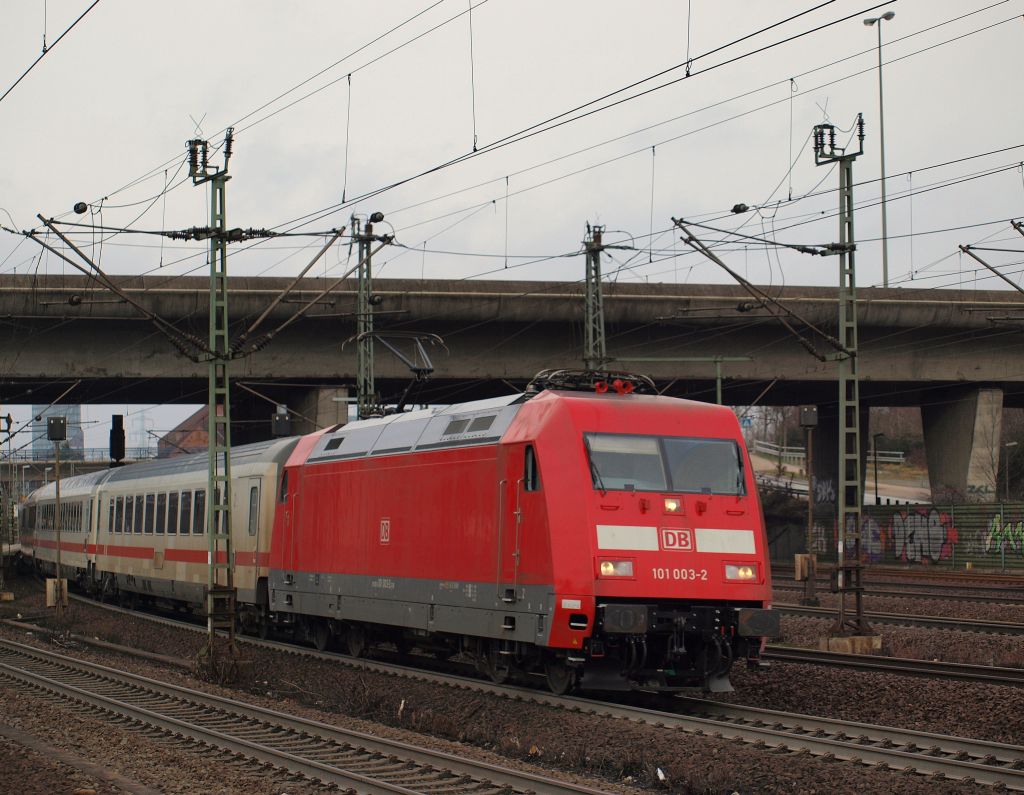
left=1, top=572, right=1021, bottom=794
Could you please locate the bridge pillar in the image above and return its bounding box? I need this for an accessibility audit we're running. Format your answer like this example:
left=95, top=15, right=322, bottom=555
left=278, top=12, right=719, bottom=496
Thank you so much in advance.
left=921, top=387, right=1002, bottom=502
left=810, top=403, right=869, bottom=512
left=293, top=387, right=350, bottom=435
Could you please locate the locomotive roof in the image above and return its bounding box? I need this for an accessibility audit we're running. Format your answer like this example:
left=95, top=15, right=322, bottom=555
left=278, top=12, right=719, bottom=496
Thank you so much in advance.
left=307, top=393, right=528, bottom=464
left=303, top=387, right=736, bottom=465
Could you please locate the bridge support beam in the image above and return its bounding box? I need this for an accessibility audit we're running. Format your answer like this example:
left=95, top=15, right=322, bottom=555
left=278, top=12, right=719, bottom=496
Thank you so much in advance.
left=922, top=387, right=1002, bottom=502
left=810, top=402, right=869, bottom=512
left=293, top=387, right=350, bottom=435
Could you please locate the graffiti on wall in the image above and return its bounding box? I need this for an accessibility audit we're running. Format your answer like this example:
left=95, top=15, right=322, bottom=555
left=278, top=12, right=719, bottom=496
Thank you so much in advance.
left=888, top=508, right=957, bottom=563
left=853, top=507, right=1024, bottom=565
left=855, top=507, right=958, bottom=564
left=787, top=498, right=1024, bottom=566
left=985, top=515, right=1024, bottom=555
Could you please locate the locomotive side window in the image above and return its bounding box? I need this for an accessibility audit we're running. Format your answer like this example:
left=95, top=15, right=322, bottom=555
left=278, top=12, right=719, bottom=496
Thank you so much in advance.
left=468, top=415, right=495, bottom=432
left=278, top=470, right=288, bottom=503
left=180, top=491, right=192, bottom=534
left=524, top=445, right=541, bottom=492
left=443, top=418, right=469, bottom=435
left=248, top=486, right=259, bottom=536
left=168, top=492, right=179, bottom=535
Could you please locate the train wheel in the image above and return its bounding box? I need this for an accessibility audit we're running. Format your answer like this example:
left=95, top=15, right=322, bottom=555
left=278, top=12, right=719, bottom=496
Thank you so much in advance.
left=346, top=624, right=367, bottom=658
left=544, top=657, right=577, bottom=695
left=481, top=644, right=511, bottom=684
left=312, top=621, right=330, bottom=652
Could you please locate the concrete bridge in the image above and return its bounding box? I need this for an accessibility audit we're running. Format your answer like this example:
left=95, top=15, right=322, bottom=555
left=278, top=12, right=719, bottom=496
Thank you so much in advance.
left=1, top=273, right=1022, bottom=502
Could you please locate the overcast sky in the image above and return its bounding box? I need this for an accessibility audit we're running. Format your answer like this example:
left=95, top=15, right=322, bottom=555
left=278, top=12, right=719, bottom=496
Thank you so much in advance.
left=2, top=0, right=1023, bottom=442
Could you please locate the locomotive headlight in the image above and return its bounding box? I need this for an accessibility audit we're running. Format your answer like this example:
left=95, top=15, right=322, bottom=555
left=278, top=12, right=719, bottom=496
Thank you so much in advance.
left=725, top=564, right=757, bottom=581
left=663, top=497, right=682, bottom=513
left=598, top=559, right=634, bottom=578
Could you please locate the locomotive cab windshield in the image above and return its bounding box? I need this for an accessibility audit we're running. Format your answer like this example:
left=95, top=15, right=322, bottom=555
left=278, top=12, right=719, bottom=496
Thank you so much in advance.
left=584, top=432, right=745, bottom=495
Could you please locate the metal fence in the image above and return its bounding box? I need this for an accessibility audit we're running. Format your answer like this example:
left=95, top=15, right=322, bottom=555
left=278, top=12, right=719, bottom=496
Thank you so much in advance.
left=753, top=439, right=905, bottom=465
left=769, top=500, right=1024, bottom=573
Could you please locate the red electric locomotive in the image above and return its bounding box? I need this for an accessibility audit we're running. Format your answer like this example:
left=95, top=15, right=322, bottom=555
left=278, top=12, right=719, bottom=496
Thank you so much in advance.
left=268, top=370, right=778, bottom=692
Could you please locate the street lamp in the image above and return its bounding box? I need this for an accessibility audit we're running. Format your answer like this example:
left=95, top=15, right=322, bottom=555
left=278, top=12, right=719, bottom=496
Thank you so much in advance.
left=864, top=10, right=895, bottom=288
left=872, top=432, right=884, bottom=505
left=1004, top=441, right=1018, bottom=500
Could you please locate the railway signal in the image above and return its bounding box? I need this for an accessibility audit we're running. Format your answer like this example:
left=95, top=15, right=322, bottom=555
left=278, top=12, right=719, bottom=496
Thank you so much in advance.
left=46, top=415, right=68, bottom=617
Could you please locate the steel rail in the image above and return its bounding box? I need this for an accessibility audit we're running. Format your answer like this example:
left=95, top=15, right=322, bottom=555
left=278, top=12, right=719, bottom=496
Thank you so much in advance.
left=764, top=645, right=1024, bottom=686
left=775, top=603, right=1024, bottom=634
left=773, top=582, right=1024, bottom=605
left=772, top=564, right=1024, bottom=587
left=0, top=638, right=605, bottom=795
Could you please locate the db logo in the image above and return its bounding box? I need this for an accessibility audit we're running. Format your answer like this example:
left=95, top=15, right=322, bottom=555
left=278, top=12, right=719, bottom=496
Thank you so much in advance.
left=379, top=517, right=391, bottom=545
left=660, top=527, right=693, bottom=551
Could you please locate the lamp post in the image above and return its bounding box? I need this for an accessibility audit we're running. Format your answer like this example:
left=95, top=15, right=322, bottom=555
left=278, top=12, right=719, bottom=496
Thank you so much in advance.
left=1004, top=441, right=1018, bottom=501
left=43, top=466, right=52, bottom=484
left=864, top=10, right=895, bottom=288
left=872, top=432, right=883, bottom=505
left=20, top=465, right=29, bottom=501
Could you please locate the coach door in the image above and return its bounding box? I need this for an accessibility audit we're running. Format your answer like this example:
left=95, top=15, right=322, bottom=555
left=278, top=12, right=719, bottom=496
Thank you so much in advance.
left=242, top=477, right=264, bottom=577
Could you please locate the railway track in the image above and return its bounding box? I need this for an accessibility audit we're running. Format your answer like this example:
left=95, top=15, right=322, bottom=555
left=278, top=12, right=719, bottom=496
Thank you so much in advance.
left=763, top=645, right=1024, bottom=686
left=0, top=638, right=604, bottom=795
left=674, top=698, right=1024, bottom=790
left=12, top=595, right=1024, bottom=790
left=772, top=564, right=1024, bottom=588
left=774, top=582, right=1024, bottom=605
left=775, top=603, right=1024, bottom=634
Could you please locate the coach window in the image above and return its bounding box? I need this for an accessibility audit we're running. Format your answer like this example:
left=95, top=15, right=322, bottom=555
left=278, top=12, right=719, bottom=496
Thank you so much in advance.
left=124, top=497, right=133, bottom=534
left=524, top=445, right=541, bottom=492
left=179, top=491, right=192, bottom=534
left=155, top=493, right=167, bottom=534
left=134, top=495, right=144, bottom=534
left=114, top=496, right=123, bottom=534
left=248, top=486, right=259, bottom=536
left=167, top=492, right=179, bottom=534
left=144, top=494, right=156, bottom=533
left=194, top=489, right=206, bottom=535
